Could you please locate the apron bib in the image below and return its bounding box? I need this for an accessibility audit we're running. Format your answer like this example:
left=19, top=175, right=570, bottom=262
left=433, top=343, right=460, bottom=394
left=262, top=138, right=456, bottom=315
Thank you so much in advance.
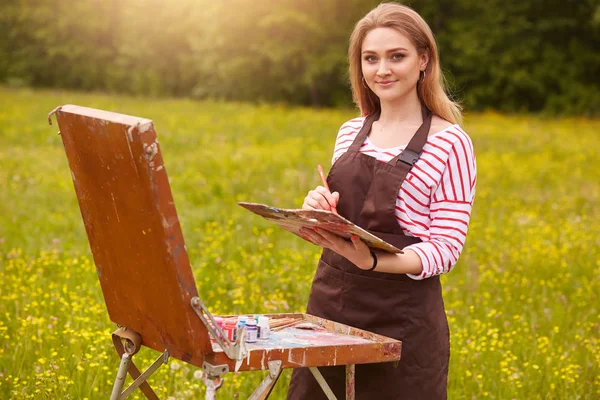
left=287, top=108, right=450, bottom=400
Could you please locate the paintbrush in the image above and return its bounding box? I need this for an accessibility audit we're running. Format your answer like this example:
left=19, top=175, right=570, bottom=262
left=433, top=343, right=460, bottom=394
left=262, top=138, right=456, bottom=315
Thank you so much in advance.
left=318, top=164, right=337, bottom=214
left=269, top=317, right=295, bottom=327
left=271, top=320, right=302, bottom=332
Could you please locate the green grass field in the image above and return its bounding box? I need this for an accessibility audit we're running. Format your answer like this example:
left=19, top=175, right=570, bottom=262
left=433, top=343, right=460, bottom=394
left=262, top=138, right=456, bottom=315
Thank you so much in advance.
left=1, top=86, right=599, bottom=399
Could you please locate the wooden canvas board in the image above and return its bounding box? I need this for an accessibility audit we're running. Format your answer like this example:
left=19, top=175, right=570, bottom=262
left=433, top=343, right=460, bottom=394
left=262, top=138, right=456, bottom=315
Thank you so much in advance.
left=53, top=105, right=212, bottom=365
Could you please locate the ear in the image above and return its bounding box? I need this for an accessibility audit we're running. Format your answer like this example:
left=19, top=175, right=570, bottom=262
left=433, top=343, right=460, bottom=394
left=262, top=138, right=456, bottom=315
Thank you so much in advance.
left=419, top=51, right=430, bottom=71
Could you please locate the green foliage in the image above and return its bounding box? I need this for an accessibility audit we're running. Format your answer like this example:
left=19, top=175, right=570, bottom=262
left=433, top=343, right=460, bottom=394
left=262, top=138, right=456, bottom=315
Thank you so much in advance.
left=1, top=0, right=598, bottom=114
left=1, top=87, right=600, bottom=398
left=188, top=0, right=379, bottom=106
left=415, top=0, right=600, bottom=116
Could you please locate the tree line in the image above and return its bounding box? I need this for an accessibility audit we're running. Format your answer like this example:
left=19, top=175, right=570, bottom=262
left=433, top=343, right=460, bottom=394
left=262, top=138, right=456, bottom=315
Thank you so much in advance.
left=1, top=0, right=598, bottom=115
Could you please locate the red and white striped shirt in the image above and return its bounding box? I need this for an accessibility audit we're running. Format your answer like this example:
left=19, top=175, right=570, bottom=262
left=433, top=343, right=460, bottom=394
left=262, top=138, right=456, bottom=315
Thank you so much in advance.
left=332, top=117, right=477, bottom=280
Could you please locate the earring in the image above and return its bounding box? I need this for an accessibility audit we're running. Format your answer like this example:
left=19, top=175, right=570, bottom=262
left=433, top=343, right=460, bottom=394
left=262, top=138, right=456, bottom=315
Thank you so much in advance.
left=362, top=77, right=368, bottom=89
left=419, top=70, right=426, bottom=83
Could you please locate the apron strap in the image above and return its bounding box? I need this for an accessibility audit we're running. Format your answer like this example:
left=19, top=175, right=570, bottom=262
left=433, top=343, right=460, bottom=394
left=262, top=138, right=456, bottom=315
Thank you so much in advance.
left=389, top=106, right=432, bottom=167
left=348, top=110, right=381, bottom=154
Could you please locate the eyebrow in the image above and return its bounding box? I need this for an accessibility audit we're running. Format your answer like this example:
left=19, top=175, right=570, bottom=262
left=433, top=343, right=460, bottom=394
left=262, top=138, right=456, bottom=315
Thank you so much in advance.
left=362, top=47, right=408, bottom=54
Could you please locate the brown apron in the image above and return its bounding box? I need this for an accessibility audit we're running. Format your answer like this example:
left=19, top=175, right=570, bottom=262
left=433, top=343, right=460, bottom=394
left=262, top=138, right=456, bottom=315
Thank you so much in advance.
left=287, top=108, right=449, bottom=400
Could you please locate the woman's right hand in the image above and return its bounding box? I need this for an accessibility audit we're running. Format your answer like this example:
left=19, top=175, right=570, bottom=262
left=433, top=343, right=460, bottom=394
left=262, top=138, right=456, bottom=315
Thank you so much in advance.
left=302, top=186, right=340, bottom=211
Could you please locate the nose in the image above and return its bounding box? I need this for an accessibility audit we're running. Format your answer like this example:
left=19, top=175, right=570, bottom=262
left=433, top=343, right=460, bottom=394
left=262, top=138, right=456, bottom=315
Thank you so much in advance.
left=376, top=60, right=391, bottom=77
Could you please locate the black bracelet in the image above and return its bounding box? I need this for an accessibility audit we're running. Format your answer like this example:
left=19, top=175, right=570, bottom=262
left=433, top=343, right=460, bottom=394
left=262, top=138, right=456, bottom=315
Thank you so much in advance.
left=367, top=250, right=378, bottom=271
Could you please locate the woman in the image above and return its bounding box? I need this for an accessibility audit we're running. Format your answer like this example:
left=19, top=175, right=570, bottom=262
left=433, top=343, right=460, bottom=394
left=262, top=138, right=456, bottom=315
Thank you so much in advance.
left=287, top=3, right=476, bottom=399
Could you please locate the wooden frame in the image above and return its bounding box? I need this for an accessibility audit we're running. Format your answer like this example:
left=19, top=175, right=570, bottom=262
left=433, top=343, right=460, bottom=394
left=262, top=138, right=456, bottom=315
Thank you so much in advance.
left=48, top=105, right=402, bottom=399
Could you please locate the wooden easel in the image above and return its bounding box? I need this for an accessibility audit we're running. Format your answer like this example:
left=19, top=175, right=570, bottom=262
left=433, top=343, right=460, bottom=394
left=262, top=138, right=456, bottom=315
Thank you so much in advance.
left=48, top=105, right=403, bottom=400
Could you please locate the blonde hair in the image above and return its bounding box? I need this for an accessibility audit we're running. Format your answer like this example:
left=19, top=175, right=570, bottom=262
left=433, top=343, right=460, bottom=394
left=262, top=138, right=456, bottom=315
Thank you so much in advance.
left=348, top=3, right=462, bottom=124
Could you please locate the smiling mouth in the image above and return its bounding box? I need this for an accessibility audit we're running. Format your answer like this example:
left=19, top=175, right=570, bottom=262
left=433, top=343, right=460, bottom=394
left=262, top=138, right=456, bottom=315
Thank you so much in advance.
left=376, top=80, right=397, bottom=85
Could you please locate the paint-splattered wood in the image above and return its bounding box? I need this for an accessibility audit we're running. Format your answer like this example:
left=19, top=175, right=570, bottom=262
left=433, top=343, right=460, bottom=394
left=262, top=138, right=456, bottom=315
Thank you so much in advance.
left=54, top=105, right=212, bottom=362
left=204, top=313, right=401, bottom=371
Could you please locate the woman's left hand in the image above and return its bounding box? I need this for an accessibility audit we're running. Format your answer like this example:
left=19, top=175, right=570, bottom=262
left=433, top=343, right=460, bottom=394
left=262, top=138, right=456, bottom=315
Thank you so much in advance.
left=300, top=227, right=373, bottom=270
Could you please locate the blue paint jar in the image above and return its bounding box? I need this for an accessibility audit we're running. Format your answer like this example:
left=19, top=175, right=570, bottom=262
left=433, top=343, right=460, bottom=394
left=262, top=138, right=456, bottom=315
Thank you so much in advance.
left=236, top=315, right=248, bottom=341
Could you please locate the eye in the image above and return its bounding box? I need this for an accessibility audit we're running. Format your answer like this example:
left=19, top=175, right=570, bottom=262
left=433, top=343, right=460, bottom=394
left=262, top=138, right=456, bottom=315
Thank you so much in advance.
left=391, top=53, right=405, bottom=60
left=364, top=55, right=377, bottom=62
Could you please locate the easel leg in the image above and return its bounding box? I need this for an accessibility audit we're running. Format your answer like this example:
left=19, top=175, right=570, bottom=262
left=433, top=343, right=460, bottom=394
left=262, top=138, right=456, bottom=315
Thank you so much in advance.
left=202, top=376, right=224, bottom=400
left=111, top=328, right=164, bottom=400
left=248, top=360, right=283, bottom=400
left=202, top=362, right=228, bottom=400
left=309, top=367, right=337, bottom=400
left=120, top=352, right=167, bottom=399
left=110, top=353, right=132, bottom=400
left=345, top=364, right=355, bottom=400
left=109, top=350, right=166, bottom=400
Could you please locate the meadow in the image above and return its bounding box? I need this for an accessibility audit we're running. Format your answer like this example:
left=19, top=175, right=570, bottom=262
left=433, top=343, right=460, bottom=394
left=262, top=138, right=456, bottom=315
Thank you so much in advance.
left=0, top=86, right=598, bottom=399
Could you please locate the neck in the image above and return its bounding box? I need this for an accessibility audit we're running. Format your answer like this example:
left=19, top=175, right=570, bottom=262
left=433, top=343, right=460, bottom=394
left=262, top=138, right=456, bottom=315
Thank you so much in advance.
left=378, top=89, right=422, bottom=125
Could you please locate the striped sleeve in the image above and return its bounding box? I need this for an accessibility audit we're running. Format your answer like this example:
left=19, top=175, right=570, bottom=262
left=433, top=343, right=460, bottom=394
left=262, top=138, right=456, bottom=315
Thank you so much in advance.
left=331, top=117, right=365, bottom=165
left=405, top=127, right=477, bottom=280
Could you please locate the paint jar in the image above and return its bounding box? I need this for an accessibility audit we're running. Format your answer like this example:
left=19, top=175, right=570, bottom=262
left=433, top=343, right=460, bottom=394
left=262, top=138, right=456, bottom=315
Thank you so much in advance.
left=236, top=315, right=248, bottom=329
left=245, top=320, right=258, bottom=343
left=213, top=317, right=224, bottom=339
left=223, top=320, right=237, bottom=342
left=236, top=315, right=248, bottom=342
left=258, top=316, right=270, bottom=340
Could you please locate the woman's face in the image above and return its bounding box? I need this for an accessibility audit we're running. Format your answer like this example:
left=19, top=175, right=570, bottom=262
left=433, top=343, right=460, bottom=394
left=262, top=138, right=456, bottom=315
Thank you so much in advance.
left=361, top=27, right=427, bottom=103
